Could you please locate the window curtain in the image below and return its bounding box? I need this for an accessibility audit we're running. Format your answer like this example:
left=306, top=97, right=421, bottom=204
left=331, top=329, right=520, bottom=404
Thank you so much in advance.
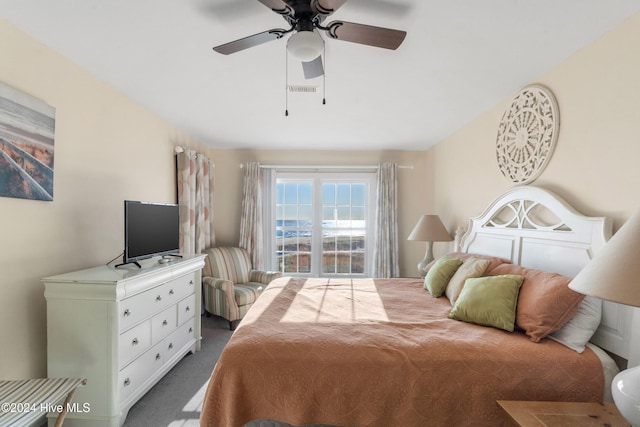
left=239, top=162, right=264, bottom=269
left=373, top=162, right=400, bottom=278
left=176, top=149, right=215, bottom=255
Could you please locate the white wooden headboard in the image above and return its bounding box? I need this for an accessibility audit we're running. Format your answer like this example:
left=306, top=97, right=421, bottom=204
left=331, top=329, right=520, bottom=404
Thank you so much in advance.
left=457, top=186, right=635, bottom=364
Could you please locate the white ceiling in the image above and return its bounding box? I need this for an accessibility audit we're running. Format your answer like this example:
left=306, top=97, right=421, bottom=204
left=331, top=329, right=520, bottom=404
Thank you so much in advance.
left=2, top=1, right=639, bottom=151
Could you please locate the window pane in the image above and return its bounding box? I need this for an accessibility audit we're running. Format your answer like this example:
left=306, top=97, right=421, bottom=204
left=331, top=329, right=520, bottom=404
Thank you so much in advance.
left=298, top=252, right=311, bottom=273
left=323, top=183, right=335, bottom=206
left=351, top=252, right=364, bottom=274
left=337, top=248, right=351, bottom=274
left=284, top=183, right=298, bottom=204
left=352, top=232, right=365, bottom=250
left=276, top=184, right=284, bottom=204
left=299, top=183, right=312, bottom=204
left=352, top=206, right=365, bottom=221
left=352, top=184, right=365, bottom=206
left=323, top=206, right=335, bottom=223
left=337, top=207, right=350, bottom=221
left=336, top=184, right=350, bottom=206
left=299, top=205, right=312, bottom=222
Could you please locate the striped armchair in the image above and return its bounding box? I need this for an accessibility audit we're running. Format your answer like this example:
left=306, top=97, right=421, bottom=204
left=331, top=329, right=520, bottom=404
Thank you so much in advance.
left=201, top=247, right=281, bottom=330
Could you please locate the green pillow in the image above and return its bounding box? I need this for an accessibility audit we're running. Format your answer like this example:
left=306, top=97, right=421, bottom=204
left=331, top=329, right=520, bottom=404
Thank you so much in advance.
left=448, top=274, right=525, bottom=331
left=424, top=256, right=464, bottom=297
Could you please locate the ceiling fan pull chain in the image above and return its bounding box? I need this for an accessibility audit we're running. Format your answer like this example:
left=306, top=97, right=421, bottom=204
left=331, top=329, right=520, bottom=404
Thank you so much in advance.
left=323, top=42, right=326, bottom=105
left=285, top=48, right=289, bottom=116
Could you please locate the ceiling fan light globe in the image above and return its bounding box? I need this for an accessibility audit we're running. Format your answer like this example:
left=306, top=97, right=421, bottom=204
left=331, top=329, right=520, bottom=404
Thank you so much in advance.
left=287, top=31, right=324, bottom=61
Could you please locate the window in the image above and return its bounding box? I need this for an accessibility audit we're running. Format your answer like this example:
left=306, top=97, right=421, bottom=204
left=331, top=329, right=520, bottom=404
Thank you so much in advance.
left=269, top=172, right=375, bottom=277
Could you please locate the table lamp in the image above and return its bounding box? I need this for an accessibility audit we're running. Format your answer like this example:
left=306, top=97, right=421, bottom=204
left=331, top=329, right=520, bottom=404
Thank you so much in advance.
left=407, top=214, right=452, bottom=277
left=569, top=208, right=640, bottom=426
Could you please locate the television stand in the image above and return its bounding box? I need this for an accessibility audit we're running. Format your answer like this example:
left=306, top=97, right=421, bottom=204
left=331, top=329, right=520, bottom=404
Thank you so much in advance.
left=158, top=254, right=183, bottom=264
left=114, top=260, right=142, bottom=269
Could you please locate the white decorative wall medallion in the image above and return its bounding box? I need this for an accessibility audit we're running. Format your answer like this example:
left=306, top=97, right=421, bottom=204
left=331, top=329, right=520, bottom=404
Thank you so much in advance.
left=496, top=84, right=559, bottom=184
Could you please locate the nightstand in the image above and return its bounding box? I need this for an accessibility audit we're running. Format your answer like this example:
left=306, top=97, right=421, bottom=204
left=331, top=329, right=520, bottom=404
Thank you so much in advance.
left=497, top=400, right=631, bottom=427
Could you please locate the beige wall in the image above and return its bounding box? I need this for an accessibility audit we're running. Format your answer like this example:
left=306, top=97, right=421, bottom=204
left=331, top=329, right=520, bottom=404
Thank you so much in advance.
left=209, top=149, right=430, bottom=277
left=428, top=12, right=640, bottom=253
left=0, top=19, right=206, bottom=378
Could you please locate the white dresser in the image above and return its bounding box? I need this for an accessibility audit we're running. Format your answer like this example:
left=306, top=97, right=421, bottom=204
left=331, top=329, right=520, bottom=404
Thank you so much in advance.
left=43, top=254, right=206, bottom=427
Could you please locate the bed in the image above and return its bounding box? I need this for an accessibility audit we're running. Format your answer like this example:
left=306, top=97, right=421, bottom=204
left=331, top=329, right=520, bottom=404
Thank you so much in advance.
left=200, top=186, right=634, bottom=427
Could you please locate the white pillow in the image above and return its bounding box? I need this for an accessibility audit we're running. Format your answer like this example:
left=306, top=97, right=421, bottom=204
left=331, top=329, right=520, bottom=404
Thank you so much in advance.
left=548, top=296, right=602, bottom=353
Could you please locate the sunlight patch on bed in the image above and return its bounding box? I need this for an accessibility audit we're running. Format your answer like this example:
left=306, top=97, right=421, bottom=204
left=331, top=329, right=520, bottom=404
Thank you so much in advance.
left=281, top=278, right=389, bottom=323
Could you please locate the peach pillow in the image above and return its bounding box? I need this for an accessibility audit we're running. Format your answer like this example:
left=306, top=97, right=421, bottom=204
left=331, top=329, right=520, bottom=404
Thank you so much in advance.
left=487, top=264, right=585, bottom=342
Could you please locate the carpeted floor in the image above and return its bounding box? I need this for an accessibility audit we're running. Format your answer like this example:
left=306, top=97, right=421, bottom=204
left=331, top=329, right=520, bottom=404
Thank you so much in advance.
left=122, top=315, right=233, bottom=427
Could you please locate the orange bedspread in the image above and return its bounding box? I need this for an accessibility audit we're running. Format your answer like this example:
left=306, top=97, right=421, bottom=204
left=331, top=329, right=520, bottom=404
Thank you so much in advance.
left=201, top=277, right=604, bottom=427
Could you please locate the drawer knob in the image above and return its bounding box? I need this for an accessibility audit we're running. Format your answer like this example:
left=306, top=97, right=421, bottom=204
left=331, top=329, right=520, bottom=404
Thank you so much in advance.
left=124, top=378, right=131, bottom=387
left=124, top=309, right=131, bottom=317
left=185, top=306, right=191, bottom=312
left=156, top=295, right=162, bottom=302
left=162, top=320, right=168, bottom=326
left=156, top=353, right=161, bottom=361
left=132, top=338, right=139, bottom=346
left=189, top=327, right=193, bottom=334
left=169, top=289, right=174, bottom=295
left=168, top=343, right=174, bottom=350
left=189, top=280, right=193, bottom=285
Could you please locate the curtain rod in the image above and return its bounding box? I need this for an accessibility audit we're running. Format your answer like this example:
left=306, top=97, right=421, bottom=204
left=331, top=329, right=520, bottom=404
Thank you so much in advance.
left=239, top=164, right=413, bottom=170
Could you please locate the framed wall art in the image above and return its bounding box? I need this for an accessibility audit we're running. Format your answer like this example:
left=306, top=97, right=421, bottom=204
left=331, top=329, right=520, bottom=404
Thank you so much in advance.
left=0, top=82, right=55, bottom=201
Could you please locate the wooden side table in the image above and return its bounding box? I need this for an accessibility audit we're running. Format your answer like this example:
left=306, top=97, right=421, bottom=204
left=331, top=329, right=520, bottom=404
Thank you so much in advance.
left=497, top=400, right=631, bottom=427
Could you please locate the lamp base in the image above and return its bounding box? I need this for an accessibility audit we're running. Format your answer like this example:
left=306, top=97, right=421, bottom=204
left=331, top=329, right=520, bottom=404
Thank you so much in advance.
left=612, top=364, right=640, bottom=426
left=417, top=241, right=435, bottom=278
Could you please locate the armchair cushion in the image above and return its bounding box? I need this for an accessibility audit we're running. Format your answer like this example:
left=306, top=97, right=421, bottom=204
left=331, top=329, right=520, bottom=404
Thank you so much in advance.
left=250, top=270, right=282, bottom=284
left=235, top=283, right=266, bottom=306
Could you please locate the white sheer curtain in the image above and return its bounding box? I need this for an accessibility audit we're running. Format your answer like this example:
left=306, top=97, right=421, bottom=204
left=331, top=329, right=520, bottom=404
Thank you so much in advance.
left=239, top=162, right=264, bottom=269
left=373, top=162, right=400, bottom=278
left=176, top=149, right=215, bottom=254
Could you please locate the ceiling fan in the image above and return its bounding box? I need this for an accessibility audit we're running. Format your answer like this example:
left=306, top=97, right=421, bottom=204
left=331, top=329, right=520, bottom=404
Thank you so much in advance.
left=212, top=0, right=407, bottom=79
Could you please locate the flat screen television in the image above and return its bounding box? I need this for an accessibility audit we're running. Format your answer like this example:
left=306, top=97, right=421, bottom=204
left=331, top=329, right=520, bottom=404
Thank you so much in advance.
left=121, top=200, right=180, bottom=267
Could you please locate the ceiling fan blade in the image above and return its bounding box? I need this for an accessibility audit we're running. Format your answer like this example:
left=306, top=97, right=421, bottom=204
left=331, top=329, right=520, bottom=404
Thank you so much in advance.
left=312, top=0, right=348, bottom=16
left=213, top=29, right=287, bottom=55
left=302, top=55, right=324, bottom=79
left=325, top=20, right=406, bottom=50
left=255, top=0, right=293, bottom=16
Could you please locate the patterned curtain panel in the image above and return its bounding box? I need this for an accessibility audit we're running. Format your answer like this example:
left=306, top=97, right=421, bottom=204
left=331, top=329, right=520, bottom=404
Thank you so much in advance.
left=177, top=149, right=215, bottom=255
left=239, top=162, right=264, bottom=269
left=373, top=162, right=400, bottom=278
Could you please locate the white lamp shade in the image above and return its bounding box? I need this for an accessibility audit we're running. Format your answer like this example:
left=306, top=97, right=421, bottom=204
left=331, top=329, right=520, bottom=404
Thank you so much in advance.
left=569, top=208, right=640, bottom=307
left=407, top=215, right=452, bottom=242
left=287, top=31, right=324, bottom=62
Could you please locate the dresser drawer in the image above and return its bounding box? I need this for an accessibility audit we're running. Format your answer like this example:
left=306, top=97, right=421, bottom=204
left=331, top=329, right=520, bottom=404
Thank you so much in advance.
left=119, top=342, right=164, bottom=404
left=119, top=276, right=193, bottom=332
left=177, top=294, right=196, bottom=326
left=120, top=284, right=171, bottom=332
left=166, top=319, right=196, bottom=361
left=167, top=273, right=196, bottom=303
left=151, top=305, right=177, bottom=344
left=119, top=321, right=152, bottom=367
